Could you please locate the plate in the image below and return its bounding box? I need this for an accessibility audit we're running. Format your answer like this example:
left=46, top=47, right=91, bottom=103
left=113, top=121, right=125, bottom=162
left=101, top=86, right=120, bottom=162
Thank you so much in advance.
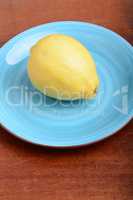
left=0, top=21, right=133, bottom=148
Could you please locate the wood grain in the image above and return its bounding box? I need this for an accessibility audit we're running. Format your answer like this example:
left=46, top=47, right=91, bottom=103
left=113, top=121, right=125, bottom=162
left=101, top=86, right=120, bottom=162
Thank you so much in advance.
left=0, top=0, right=133, bottom=200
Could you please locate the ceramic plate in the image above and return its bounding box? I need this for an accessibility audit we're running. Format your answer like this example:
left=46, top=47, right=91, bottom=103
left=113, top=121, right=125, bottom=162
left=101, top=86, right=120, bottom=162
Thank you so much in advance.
left=0, top=21, right=133, bottom=147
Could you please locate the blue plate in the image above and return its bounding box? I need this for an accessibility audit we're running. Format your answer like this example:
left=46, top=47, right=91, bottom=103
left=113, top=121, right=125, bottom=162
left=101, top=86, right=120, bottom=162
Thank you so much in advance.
left=0, top=21, right=133, bottom=148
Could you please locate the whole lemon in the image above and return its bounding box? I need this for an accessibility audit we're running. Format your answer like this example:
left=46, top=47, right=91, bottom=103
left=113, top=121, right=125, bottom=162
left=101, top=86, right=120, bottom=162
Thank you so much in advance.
left=28, top=34, right=99, bottom=100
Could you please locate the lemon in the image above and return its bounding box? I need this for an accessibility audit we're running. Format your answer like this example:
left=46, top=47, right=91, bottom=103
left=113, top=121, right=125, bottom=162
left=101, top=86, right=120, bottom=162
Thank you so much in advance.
left=28, top=34, right=99, bottom=100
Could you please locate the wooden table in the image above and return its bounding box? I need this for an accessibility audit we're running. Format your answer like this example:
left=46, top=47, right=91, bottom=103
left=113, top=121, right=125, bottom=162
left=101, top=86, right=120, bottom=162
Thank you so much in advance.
left=0, top=1, right=133, bottom=199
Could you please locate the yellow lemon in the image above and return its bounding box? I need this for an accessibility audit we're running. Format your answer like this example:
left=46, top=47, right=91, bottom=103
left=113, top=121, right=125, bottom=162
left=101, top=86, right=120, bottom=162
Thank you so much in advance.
left=28, top=34, right=99, bottom=100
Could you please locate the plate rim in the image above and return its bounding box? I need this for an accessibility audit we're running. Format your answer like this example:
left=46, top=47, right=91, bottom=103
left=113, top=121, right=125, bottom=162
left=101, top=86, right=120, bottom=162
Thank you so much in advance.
left=0, top=117, right=132, bottom=149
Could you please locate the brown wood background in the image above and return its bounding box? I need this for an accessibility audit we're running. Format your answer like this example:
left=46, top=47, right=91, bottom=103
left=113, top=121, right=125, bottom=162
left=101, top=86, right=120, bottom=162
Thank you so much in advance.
left=0, top=0, right=133, bottom=200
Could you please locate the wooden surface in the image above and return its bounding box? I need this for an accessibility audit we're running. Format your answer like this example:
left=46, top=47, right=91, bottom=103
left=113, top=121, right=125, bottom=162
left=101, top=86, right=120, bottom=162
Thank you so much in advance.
left=0, top=0, right=133, bottom=199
